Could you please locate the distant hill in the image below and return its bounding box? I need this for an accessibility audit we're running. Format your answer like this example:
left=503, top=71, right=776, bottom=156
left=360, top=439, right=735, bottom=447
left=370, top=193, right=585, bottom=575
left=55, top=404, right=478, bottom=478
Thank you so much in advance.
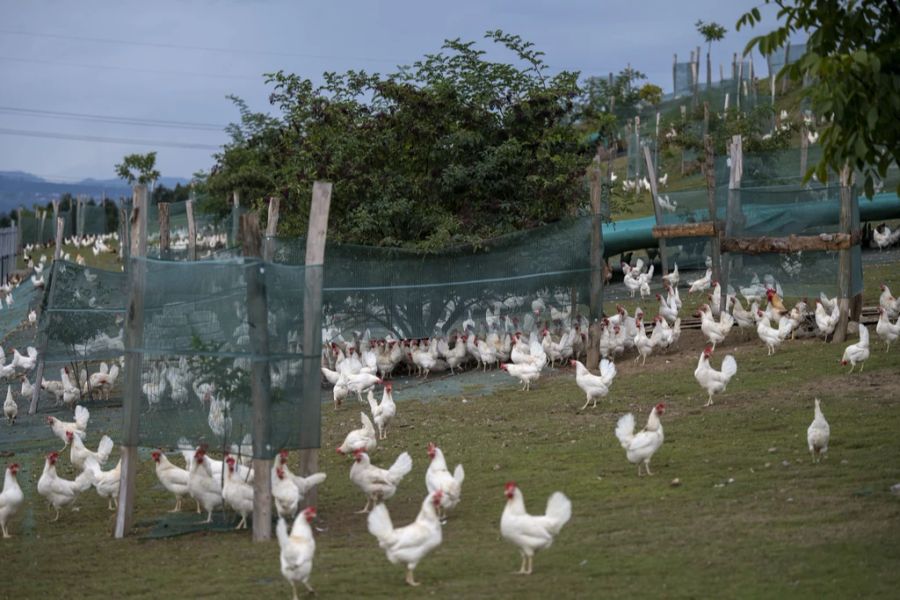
left=0, top=172, right=190, bottom=214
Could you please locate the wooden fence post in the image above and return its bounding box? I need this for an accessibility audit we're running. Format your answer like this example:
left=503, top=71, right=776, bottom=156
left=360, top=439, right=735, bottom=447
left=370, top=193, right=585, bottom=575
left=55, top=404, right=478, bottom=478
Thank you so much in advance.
left=586, top=160, right=605, bottom=371
left=231, top=191, right=241, bottom=247
left=799, top=124, right=809, bottom=179
left=158, top=202, right=170, bottom=256
left=54, top=217, right=64, bottom=260
left=114, top=184, right=148, bottom=539
left=643, top=145, right=668, bottom=276
left=781, top=42, right=791, bottom=95
left=264, top=196, right=280, bottom=262
left=834, top=166, right=853, bottom=342
left=723, top=135, right=743, bottom=312
left=299, top=182, right=332, bottom=508
left=186, top=199, right=197, bottom=261
left=704, top=135, right=722, bottom=316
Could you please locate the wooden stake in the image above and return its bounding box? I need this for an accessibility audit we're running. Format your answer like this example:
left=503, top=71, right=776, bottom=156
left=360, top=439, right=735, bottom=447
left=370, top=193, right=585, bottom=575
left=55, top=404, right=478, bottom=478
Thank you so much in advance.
left=781, top=42, right=791, bottom=95
left=299, top=182, right=332, bottom=508
left=799, top=124, right=809, bottom=179
left=643, top=145, right=668, bottom=275
left=54, top=216, right=64, bottom=260
left=704, top=135, right=722, bottom=316
left=158, top=202, right=170, bottom=255
left=231, top=190, right=241, bottom=247
left=723, top=135, right=743, bottom=305
left=587, top=159, right=604, bottom=370
left=115, top=184, right=148, bottom=539
left=186, top=199, right=197, bottom=261
left=264, top=196, right=280, bottom=262
left=834, top=166, right=853, bottom=342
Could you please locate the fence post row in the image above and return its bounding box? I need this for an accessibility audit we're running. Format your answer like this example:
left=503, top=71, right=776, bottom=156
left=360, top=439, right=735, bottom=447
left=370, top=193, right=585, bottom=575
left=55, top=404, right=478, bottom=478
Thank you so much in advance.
left=834, top=166, right=854, bottom=343
left=704, top=135, right=723, bottom=317
left=643, top=145, right=668, bottom=277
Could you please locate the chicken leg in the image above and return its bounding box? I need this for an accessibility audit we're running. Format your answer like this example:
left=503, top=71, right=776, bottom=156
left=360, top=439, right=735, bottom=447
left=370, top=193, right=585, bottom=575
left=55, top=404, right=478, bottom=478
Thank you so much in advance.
left=1, top=522, right=10, bottom=538
left=644, top=461, right=654, bottom=476
left=704, top=393, right=714, bottom=408
left=525, top=555, right=534, bottom=575
left=169, top=497, right=182, bottom=513
left=355, top=498, right=372, bottom=514
left=405, top=569, right=421, bottom=586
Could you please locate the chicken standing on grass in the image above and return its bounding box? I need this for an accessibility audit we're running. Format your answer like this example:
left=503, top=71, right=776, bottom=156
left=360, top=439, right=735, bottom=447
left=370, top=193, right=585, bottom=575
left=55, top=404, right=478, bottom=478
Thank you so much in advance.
left=277, top=507, right=318, bottom=598
left=350, top=450, right=413, bottom=513
left=37, top=451, right=94, bottom=521
left=425, top=442, right=465, bottom=521
left=336, top=412, right=377, bottom=455
left=571, top=359, right=617, bottom=410
left=83, top=456, right=122, bottom=510
left=500, top=482, right=571, bottom=575
left=46, top=405, right=90, bottom=450
left=875, top=307, right=900, bottom=351
left=151, top=449, right=196, bottom=513
left=842, top=324, right=870, bottom=373
left=500, top=362, right=542, bottom=391
left=0, top=463, right=24, bottom=538
left=367, top=490, right=444, bottom=587
left=807, top=399, right=830, bottom=464
left=615, top=403, right=666, bottom=476
left=68, top=431, right=114, bottom=471
left=3, top=386, right=16, bottom=425
left=367, top=384, right=396, bottom=440
left=188, top=447, right=224, bottom=524
left=693, top=346, right=738, bottom=407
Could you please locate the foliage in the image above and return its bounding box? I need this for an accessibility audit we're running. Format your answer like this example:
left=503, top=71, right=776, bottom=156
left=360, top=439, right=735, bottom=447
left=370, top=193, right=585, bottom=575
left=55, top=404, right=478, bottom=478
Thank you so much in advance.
left=696, top=20, right=727, bottom=47
left=579, top=67, right=648, bottom=123
left=208, top=32, right=592, bottom=250
left=638, top=84, right=663, bottom=107
left=115, top=152, right=161, bottom=187
left=737, top=0, right=900, bottom=197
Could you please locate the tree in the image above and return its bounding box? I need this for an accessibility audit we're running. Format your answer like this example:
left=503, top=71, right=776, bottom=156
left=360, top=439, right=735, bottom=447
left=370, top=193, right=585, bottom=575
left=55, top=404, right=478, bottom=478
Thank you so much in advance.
left=696, top=20, right=727, bottom=90
left=580, top=67, right=648, bottom=123
left=115, top=152, right=161, bottom=188
left=638, top=83, right=663, bottom=108
left=738, top=0, right=899, bottom=197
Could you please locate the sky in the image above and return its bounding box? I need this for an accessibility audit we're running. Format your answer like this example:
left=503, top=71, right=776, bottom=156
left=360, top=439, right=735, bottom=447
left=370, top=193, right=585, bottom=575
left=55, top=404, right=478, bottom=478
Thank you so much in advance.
left=0, top=0, right=786, bottom=182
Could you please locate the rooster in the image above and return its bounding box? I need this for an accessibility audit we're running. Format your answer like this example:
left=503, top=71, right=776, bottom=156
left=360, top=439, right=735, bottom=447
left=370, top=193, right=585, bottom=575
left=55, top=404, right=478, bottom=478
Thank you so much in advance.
left=151, top=449, right=195, bottom=513
left=273, top=450, right=327, bottom=519
left=807, top=398, right=830, bottom=464
left=188, top=447, right=224, bottom=523
left=841, top=324, right=870, bottom=373
left=277, top=508, right=318, bottom=598
left=37, top=451, right=94, bottom=521
left=879, top=284, right=899, bottom=319
left=615, top=403, right=666, bottom=476
left=367, top=490, right=444, bottom=586
left=571, top=359, right=617, bottom=410
left=67, top=431, right=114, bottom=471
left=1, top=463, right=24, bottom=538
left=336, top=412, right=377, bottom=455
left=222, top=456, right=254, bottom=529
left=500, top=482, right=571, bottom=575
left=3, top=386, right=16, bottom=425
left=367, top=384, right=396, bottom=439
left=46, top=405, right=90, bottom=450
left=425, top=443, right=465, bottom=521
left=350, top=450, right=413, bottom=513
left=499, top=362, right=541, bottom=391
left=693, top=346, right=738, bottom=407
left=876, top=307, right=900, bottom=351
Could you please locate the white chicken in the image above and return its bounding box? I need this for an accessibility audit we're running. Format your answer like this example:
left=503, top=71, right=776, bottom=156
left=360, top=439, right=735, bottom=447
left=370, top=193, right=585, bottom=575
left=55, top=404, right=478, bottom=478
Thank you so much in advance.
left=367, top=383, right=396, bottom=440
left=693, top=346, right=738, bottom=407
left=500, top=482, right=571, bottom=575
left=151, top=449, right=195, bottom=513
left=755, top=310, right=792, bottom=355
left=425, top=442, right=465, bottom=520
left=3, top=386, right=16, bottom=425
left=1, top=463, right=24, bottom=538
left=83, top=456, right=122, bottom=510
left=67, top=431, right=114, bottom=471
left=571, top=359, right=617, bottom=410
left=697, top=303, right=734, bottom=350
left=188, top=447, right=224, bottom=523
left=277, top=507, right=318, bottom=598
left=662, top=262, right=679, bottom=288
left=10, top=346, right=38, bottom=371
left=879, top=284, right=899, bottom=319
left=367, top=490, right=444, bottom=586
left=615, top=403, right=666, bottom=476
left=222, top=455, right=254, bottom=529
left=37, top=451, right=94, bottom=521
left=336, top=412, right=377, bottom=456
left=499, top=362, right=542, bottom=391
left=841, top=324, right=870, bottom=373
left=688, top=268, right=712, bottom=294
left=350, top=450, right=413, bottom=513
left=807, top=398, right=830, bottom=464
left=46, top=405, right=90, bottom=450
left=273, top=450, right=327, bottom=519
left=875, top=307, right=900, bottom=351
left=814, top=299, right=840, bottom=339
left=346, top=372, right=383, bottom=404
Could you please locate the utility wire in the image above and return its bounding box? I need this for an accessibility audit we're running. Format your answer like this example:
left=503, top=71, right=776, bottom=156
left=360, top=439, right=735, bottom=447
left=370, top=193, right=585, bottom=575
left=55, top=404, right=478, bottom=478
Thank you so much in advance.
left=0, top=106, right=227, bottom=131
left=0, top=127, right=221, bottom=150
left=0, top=54, right=263, bottom=81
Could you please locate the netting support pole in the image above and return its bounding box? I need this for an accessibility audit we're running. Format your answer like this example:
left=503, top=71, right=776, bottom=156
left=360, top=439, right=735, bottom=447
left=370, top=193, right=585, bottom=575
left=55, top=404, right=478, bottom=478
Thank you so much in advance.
left=642, top=145, right=668, bottom=276
left=586, top=161, right=605, bottom=371
left=241, top=212, right=274, bottom=542
left=704, top=135, right=723, bottom=318
left=300, top=182, right=332, bottom=508
left=115, top=184, right=148, bottom=539
left=834, top=166, right=853, bottom=343
left=15, top=207, right=22, bottom=256
left=799, top=124, right=809, bottom=179
left=158, top=202, right=170, bottom=257
left=231, top=190, right=240, bottom=247
left=723, top=135, right=743, bottom=314
left=53, top=216, right=63, bottom=260
left=186, top=199, right=197, bottom=261
left=264, top=196, right=280, bottom=261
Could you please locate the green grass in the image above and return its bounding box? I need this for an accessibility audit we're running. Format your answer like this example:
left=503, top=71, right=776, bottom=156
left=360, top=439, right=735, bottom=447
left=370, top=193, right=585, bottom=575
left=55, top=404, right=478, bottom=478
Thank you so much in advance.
left=4, top=327, right=900, bottom=599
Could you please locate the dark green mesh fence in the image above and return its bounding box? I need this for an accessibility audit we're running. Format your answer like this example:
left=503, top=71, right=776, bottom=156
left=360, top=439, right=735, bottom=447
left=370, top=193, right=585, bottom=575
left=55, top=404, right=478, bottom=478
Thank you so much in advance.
left=139, top=199, right=240, bottom=260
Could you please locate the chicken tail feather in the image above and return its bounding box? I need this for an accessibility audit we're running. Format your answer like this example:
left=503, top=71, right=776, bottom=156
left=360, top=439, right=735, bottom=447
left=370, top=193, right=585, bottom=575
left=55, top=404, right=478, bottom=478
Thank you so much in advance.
left=544, top=492, right=572, bottom=535
left=615, top=413, right=636, bottom=448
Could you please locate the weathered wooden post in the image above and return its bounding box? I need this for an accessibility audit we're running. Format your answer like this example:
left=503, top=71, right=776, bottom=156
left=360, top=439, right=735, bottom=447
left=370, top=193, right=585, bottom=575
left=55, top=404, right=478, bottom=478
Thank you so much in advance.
left=781, top=42, right=791, bottom=95
left=723, top=135, right=743, bottom=313
left=586, top=162, right=604, bottom=370
left=643, top=145, right=668, bottom=276
left=672, top=54, right=677, bottom=95
left=186, top=199, right=197, bottom=261
left=799, top=124, right=809, bottom=179
left=680, top=106, right=687, bottom=175
left=834, top=166, right=853, bottom=343
left=231, top=191, right=241, bottom=247
left=704, top=135, right=722, bottom=316
left=240, top=212, right=274, bottom=541
left=15, top=207, right=23, bottom=254
left=54, top=216, right=64, bottom=260
left=299, top=182, right=332, bottom=507
left=114, top=184, right=148, bottom=539
left=264, top=196, right=280, bottom=262
left=158, top=202, right=170, bottom=257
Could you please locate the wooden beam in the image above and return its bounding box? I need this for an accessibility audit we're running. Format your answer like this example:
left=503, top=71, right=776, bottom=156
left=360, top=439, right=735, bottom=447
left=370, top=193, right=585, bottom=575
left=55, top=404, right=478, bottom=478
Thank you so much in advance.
left=653, top=221, right=718, bottom=239
left=834, top=166, right=853, bottom=342
left=158, top=202, right=170, bottom=255
left=241, top=211, right=274, bottom=542
left=186, top=199, right=197, bottom=261
left=642, top=145, right=668, bottom=275
left=115, top=184, right=148, bottom=539
left=721, top=232, right=860, bottom=254
left=300, top=182, right=332, bottom=508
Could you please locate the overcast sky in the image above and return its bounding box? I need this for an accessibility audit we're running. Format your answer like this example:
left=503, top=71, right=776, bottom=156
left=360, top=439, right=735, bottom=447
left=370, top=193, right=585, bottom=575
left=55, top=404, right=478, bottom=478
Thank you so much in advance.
left=0, top=0, right=785, bottom=182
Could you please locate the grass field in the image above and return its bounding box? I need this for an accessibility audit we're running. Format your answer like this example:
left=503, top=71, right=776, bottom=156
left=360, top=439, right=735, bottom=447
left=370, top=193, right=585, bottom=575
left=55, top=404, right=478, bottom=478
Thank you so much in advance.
left=3, top=321, right=900, bottom=599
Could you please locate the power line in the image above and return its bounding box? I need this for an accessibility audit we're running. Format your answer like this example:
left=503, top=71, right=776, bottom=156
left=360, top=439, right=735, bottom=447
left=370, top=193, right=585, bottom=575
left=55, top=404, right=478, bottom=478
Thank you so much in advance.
left=0, top=106, right=227, bottom=131
left=0, top=54, right=263, bottom=81
left=0, top=127, right=221, bottom=150
left=0, top=29, right=406, bottom=65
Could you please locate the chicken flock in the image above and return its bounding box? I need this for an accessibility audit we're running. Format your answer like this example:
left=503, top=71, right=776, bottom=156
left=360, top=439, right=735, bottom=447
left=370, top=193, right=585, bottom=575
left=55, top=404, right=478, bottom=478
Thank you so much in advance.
left=1, top=247, right=898, bottom=597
